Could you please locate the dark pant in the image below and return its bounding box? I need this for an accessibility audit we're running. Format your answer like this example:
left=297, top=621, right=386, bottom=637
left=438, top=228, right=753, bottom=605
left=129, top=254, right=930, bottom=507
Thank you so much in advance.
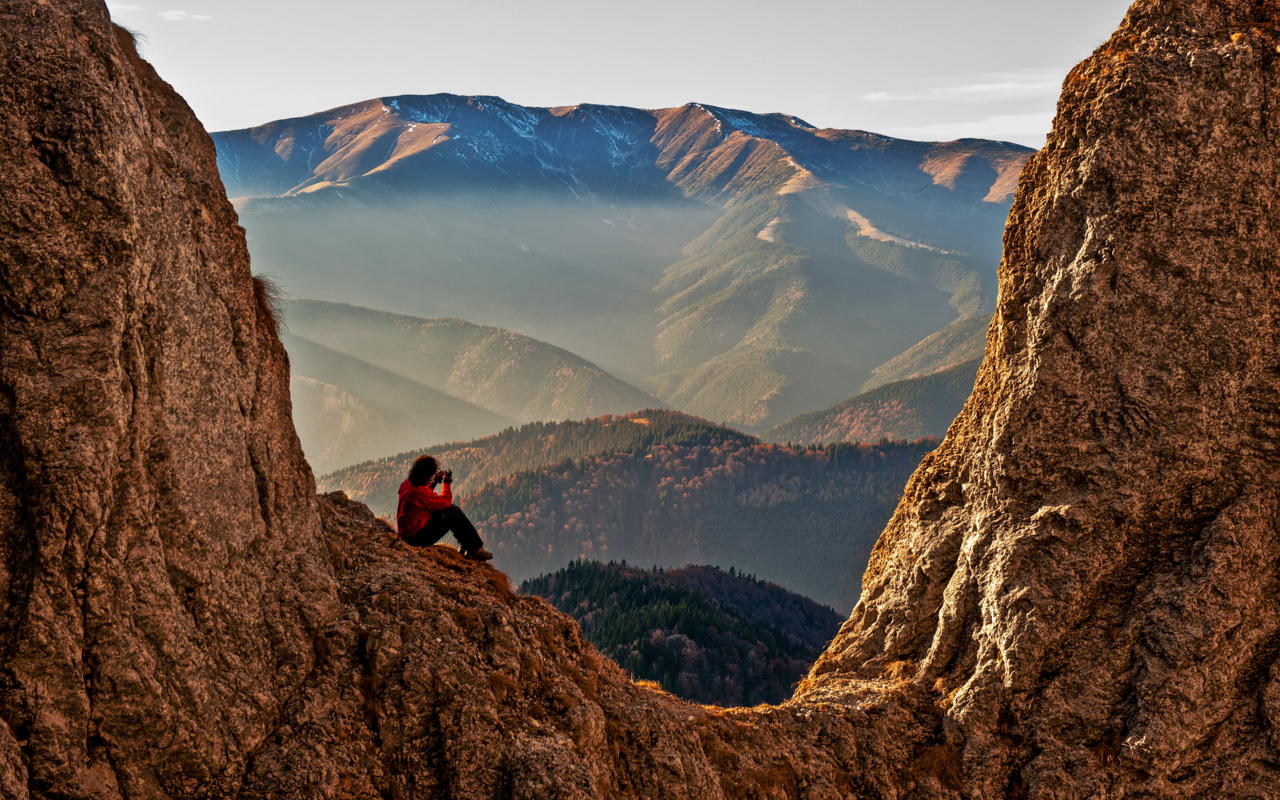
left=405, top=506, right=484, bottom=553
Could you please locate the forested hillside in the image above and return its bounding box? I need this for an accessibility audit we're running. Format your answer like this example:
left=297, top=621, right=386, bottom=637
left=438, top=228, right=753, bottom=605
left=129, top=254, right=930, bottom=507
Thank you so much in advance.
left=465, top=438, right=937, bottom=612
left=761, top=358, right=981, bottom=445
left=317, top=409, right=755, bottom=514
left=320, top=410, right=936, bottom=611
left=859, top=313, right=990, bottom=392
left=522, top=561, right=843, bottom=706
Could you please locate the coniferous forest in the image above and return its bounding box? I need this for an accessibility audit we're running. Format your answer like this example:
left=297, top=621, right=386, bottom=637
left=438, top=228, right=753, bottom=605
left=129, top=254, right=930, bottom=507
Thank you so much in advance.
left=521, top=561, right=843, bottom=706
left=468, top=435, right=936, bottom=612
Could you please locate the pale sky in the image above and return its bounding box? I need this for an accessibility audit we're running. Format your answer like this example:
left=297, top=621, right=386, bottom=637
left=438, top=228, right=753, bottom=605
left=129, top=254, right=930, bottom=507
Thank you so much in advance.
left=106, top=0, right=1135, bottom=148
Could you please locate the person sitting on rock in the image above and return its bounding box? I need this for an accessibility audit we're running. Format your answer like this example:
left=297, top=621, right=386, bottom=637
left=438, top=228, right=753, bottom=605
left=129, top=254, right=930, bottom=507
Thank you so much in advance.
left=397, top=455, right=493, bottom=561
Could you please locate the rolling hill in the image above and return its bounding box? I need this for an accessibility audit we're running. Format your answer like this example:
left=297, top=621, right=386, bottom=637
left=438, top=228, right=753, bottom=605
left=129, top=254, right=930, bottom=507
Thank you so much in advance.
left=282, top=300, right=661, bottom=471
left=215, top=95, right=1030, bottom=429
left=317, top=409, right=756, bottom=514
left=284, top=332, right=509, bottom=472
left=760, top=357, right=982, bottom=446
left=521, top=561, right=843, bottom=706
left=463, top=437, right=936, bottom=613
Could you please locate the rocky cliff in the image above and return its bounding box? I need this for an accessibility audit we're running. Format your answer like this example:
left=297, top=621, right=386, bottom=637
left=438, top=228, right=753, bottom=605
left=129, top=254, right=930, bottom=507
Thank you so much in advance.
left=0, top=1, right=342, bottom=795
left=3, top=0, right=1279, bottom=798
left=805, top=0, right=1280, bottom=796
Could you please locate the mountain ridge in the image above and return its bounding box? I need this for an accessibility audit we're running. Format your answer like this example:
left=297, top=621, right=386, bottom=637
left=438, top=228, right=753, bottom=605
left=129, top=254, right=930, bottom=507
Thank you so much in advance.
left=283, top=300, right=662, bottom=470
left=214, top=93, right=1030, bottom=428
left=215, top=93, right=1030, bottom=215
left=317, top=409, right=757, bottom=515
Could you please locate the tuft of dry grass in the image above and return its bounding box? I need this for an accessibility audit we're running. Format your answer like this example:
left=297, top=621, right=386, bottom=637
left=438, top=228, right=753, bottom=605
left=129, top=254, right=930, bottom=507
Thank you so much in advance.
left=488, top=672, right=518, bottom=703
left=914, top=744, right=963, bottom=792
left=483, top=569, right=514, bottom=602
left=1089, top=736, right=1124, bottom=766
left=455, top=607, right=484, bottom=637
left=252, top=274, right=286, bottom=336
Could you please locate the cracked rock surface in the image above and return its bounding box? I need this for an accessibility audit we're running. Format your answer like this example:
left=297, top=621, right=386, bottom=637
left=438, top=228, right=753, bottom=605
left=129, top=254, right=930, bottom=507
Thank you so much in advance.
left=806, top=1, right=1280, bottom=796
left=0, top=0, right=338, bottom=796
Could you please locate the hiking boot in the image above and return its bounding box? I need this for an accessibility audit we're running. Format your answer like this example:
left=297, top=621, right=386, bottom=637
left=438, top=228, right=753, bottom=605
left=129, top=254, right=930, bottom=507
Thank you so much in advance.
left=464, top=547, right=494, bottom=562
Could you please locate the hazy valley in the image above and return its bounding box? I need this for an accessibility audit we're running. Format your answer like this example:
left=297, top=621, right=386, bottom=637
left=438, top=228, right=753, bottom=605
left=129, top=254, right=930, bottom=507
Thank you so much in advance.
left=283, top=299, right=660, bottom=471
left=231, top=94, right=1020, bottom=628
left=215, top=95, right=1027, bottom=430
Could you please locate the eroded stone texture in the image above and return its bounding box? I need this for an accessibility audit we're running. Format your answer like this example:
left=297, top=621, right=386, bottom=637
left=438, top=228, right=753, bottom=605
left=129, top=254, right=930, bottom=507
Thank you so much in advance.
left=0, top=0, right=338, bottom=795
left=805, top=1, right=1280, bottom=797
left=235, top=494, right=936, bottom=800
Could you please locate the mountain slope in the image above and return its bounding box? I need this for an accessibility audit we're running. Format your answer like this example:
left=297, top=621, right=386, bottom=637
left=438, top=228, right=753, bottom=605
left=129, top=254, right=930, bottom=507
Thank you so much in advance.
left=282, top=331, right=511, bottom=472
left=760, top=357, right=982, bottom=445
left=281, top=301, right=662, bottom=471
left=286, top=300, right=660, bottom=422
left=461, top=438, right=937, bottom=612
left=317, top=409, right=755, bottom=515
left=521, top=561, right=843, bottom=706
left=215, top=96, right=1030, bottom=428
left=860, top=312, right=991, bottom=392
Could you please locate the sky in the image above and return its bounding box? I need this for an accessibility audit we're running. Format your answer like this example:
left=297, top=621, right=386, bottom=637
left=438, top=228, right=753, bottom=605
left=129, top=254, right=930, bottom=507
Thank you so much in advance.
left=106, top=0, right=1136, bottom=149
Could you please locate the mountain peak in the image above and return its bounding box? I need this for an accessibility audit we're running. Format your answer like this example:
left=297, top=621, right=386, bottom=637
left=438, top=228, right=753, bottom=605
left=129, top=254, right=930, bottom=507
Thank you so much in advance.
left=214, top=92, right=1032, bottom=206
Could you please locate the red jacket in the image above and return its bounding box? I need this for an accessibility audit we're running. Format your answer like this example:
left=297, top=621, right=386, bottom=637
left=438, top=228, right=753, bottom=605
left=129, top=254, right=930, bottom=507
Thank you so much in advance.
left=397, top=479, right=453, bottom=539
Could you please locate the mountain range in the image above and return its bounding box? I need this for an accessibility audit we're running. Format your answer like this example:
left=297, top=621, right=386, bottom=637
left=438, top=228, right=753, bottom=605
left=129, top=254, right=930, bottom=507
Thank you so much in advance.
left=214, top=95, right=1029, bottom=430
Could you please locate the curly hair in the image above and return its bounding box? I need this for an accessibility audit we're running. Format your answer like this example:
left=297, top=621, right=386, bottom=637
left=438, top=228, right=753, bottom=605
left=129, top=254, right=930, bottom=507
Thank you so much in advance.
left=407, top=455, right=438, bottom=487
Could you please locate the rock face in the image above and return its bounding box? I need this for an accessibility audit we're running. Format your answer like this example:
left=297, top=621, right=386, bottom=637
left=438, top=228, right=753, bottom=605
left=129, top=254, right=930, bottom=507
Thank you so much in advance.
left=4, top=0, right=1280, bottom=798
left=0, top=1, right=338, bottom=794
left=806, top=1, right=1280, bottom=796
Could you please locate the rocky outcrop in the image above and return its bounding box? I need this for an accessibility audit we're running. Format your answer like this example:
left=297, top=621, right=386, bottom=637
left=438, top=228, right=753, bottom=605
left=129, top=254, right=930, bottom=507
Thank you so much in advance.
left=244, top=493, right=935, bottom=800
left=0, top=1, right=338, bottom=794
left=0, top=2, right=923, bottom=797
left=805, top=1, right=1280, bottom=796
left=4, top=0, right=1280, bottom=797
